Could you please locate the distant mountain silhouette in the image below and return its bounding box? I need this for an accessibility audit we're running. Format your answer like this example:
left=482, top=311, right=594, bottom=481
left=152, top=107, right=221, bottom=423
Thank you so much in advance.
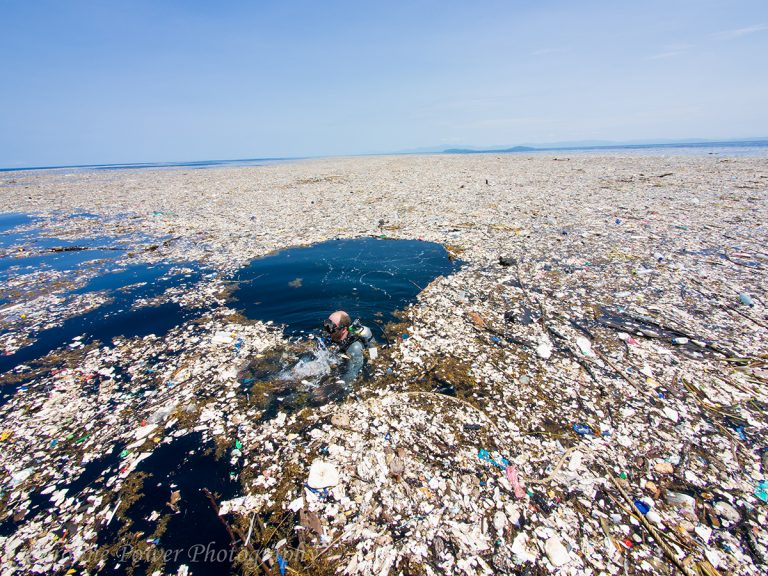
left=439, top=138, right=768, bottom=155
left=444, top=146, right=536, bottom=154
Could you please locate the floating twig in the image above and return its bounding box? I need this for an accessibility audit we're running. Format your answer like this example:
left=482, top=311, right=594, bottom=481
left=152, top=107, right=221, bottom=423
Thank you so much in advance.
left=603, top=468, right=698, bottom=576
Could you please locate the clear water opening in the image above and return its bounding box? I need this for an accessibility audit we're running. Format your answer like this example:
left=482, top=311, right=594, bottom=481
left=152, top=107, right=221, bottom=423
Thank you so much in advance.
left=231, top=237, right=460, bottom=338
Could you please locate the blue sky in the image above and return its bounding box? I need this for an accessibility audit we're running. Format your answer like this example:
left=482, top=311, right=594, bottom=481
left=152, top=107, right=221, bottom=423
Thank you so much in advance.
left=0, top=0, right=766, bottom=167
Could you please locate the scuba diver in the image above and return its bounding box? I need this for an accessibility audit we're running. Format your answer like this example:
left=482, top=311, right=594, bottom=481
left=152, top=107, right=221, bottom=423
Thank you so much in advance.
left=323, top=310, right=376, bottom=385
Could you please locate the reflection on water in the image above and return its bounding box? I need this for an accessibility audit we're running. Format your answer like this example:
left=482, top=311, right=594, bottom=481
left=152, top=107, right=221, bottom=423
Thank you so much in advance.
left=232, top=237, right=460, bottom=338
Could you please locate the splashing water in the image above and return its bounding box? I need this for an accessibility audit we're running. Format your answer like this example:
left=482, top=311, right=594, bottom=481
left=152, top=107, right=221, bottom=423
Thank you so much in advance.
left=278, top=339, right=338, bottom=386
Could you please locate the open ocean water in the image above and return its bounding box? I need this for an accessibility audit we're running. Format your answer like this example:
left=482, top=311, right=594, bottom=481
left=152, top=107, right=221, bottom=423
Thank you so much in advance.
left=1, top=140, right=767, bottom=173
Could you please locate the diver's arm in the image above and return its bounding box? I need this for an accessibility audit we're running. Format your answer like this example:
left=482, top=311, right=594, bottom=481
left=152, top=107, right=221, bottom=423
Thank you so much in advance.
left=342, top=341, right=364, bottom=385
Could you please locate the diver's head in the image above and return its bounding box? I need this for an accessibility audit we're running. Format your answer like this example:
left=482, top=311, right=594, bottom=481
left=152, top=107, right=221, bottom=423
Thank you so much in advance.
left=324, top=310, right=351, bottom=342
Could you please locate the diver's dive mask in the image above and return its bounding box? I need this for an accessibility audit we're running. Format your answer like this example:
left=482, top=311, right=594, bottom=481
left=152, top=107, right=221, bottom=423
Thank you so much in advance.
left=323, top=319, right=342, bottom=335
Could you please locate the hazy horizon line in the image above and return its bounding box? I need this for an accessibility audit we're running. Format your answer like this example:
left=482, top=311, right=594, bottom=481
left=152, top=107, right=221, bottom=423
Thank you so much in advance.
left=2, top=135, right=767, bottom=172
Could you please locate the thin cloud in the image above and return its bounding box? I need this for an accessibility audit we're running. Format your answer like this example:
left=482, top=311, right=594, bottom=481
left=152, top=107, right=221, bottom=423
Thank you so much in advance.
left=646, top=43, right=694, bottom=60
left=712, top=23, right=768, bottom=39
left=647, top=50, right=686, bottom=60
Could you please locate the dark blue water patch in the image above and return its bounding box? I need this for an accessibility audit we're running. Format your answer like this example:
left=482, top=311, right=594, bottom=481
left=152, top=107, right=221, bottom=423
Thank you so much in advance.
left=0, top=231, right=168, bottom=285
left=0, top=214, right=40, bottom=249
left=232, top=237, right=460, bottom=337
left=0, top=214, right=39, bottom=248
left=0, top=213, right=34, bottom=233
left=0, top=248, right=123, bottom=276
left=0, top=264, right=203, bottom=388
left=0, top=156, right=298, bottom=173
left=30, top=235, right=125, bottom=250
left=71, top=263, right=195, bottom=295
left=0, top=230, right=37, bottom=250
left=95, top=433, right=239, bottom=576
left=1, top=227, right=155, bottom=252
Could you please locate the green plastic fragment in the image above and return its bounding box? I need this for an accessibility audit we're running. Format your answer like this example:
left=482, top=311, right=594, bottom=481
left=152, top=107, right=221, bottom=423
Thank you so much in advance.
left=120, top=449, right=129, bottom=458
left=619, top=471, right=627, bottom=480
left=235, top=439, right=242, bottom=450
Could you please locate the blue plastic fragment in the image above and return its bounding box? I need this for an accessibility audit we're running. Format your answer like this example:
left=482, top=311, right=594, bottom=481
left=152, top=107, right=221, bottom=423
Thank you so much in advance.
left=615, top=218, right=621, bottom=224
left=634, top=500, right=650, bottom=514
left=384, top=432, right=391, bottom=442
left=50, top=439, right=58, bottom=447
left=736, top=426, right=747, bottom=441
left=241, top=377, right=255, bottom=384
left=755, top=480, right=768, bottom=502
left=277, top=553, right=287, bottom=576
left=478, top=449, right=506, bottom=470
left=739, top=293, right=754, bottom=307
left=304, top=484, right=330, bottom=500
left=573, top=423, right=593, bottom=436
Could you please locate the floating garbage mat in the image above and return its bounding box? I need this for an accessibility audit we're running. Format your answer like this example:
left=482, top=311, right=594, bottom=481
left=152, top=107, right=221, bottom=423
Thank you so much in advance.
left=2, top=154, right=767, bottom=576
left=230, top=237, right=461, bottom=338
